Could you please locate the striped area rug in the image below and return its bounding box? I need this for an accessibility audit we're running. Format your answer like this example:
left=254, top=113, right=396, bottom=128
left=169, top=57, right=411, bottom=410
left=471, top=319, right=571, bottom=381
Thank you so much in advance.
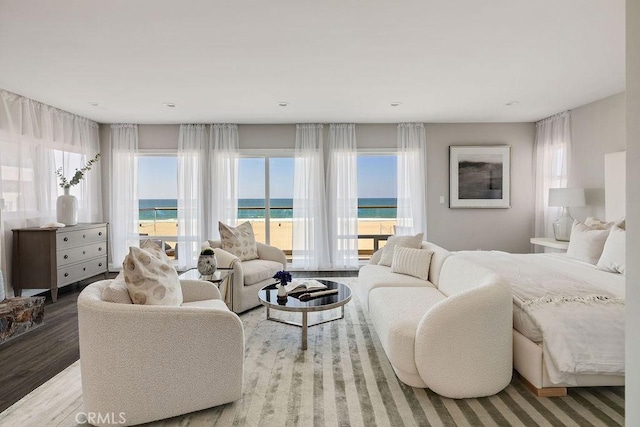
left=0, top=278, right=625, bottom=426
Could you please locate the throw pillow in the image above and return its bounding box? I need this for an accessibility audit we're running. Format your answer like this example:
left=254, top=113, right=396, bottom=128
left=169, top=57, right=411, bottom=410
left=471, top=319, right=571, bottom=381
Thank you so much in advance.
left=584, top=217, right=614, bottom=230
left=391, top=247, right=433, bottom=281
left=597, top=225, right=626, bottom=275
left=123, top=241, right=182, bottom=306
left=102, top=273, right=133, bottom=304
left=378, top=233, right=424, bottom=267
left=566, top=220, right=610, bottom=265
left=219, top=221, right=259, bottom=261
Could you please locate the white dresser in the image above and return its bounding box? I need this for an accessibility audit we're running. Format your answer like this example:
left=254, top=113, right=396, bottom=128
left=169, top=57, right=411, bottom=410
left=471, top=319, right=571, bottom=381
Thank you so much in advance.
left=12, top=223, right=108, bottom=302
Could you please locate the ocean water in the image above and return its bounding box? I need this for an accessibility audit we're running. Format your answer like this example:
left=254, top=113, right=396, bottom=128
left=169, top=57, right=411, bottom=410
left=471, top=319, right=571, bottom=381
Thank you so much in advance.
left=139, top=198, right=396, bottom=220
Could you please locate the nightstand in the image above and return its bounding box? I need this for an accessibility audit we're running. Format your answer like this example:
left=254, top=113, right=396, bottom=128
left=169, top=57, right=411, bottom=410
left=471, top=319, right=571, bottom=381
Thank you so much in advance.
left=530, top=237, right=569, bottom=251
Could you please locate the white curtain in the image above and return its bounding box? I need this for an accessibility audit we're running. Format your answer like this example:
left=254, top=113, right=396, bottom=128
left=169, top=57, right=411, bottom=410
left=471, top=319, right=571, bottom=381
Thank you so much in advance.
left=177, top=124, right=208, bottom=269
left=534, top=111, right=571, bottom=242
left=396, top=123, right=427, bottom=236
left=209, top=124, right=239, bottom=239
left=0, top=89, right=101, bottom=294
left=109, top=124, right=139, bottom=269
left=327, top=123, right=359, bottom=268
left=292, top=124, right=330, bottom=269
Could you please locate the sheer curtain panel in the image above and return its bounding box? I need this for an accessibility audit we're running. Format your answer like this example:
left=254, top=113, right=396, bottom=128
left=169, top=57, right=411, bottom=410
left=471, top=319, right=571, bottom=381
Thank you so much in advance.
left=177, top=124, right=208, bottom=269
left=0, top=89, right=101, bottom=293
left=396, top=123, right=428, bottom=236
left=109, top=124, right=139, bottom=269
left=292, top=124, right=330, bottom=269
left=209, top=124, right=239, bottom=239
left=327, top=123, right=359, bottom=268
left=533, top=111, right=571, bottom=243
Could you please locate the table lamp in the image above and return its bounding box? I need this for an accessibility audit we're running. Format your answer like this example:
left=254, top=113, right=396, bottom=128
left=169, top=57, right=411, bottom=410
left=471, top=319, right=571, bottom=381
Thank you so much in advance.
left=548, top=188, right=585, bottom=241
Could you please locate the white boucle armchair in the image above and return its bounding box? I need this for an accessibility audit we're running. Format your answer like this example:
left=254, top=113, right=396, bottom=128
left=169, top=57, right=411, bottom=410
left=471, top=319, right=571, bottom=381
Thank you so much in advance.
left=202, top=240, right=287, bottom=313
left=78, top=279, right=244, bottom=426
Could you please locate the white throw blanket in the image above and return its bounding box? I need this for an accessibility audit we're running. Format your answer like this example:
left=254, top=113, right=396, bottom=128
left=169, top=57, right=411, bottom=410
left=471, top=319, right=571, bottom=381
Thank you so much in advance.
left=455, top=251, right=625, bottom=385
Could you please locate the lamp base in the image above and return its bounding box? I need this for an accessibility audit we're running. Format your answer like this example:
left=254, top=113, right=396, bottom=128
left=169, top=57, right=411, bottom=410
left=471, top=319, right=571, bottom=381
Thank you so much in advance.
left=552, top=208, right=574, bottom=242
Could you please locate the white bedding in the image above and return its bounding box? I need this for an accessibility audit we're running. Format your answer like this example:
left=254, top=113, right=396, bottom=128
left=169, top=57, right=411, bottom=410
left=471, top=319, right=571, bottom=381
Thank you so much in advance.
left=452, top=251, right=625, bottom=385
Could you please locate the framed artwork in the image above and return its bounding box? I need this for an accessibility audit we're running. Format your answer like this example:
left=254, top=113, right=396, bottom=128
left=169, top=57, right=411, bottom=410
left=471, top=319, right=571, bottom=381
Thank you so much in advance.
left=449, top=145, right=511, bottom=208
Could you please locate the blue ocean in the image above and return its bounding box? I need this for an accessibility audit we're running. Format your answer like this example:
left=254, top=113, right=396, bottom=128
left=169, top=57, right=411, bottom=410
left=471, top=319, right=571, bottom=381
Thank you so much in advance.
left=139, top=198, right=397, bottom=220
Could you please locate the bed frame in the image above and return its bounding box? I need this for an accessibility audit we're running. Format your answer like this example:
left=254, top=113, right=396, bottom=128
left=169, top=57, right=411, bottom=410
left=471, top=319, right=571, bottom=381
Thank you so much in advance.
left=514, top=151, right=626, bottom=397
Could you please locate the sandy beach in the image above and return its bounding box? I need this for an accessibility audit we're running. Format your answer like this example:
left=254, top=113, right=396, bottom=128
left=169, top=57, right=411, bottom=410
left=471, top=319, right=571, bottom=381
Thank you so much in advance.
left=139, top=219, right=396, bottom=255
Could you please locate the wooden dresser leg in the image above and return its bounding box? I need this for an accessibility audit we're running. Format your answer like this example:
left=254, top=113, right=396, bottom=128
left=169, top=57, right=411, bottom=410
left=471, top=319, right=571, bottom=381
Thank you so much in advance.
left=51, top=288, right=58, bottom=303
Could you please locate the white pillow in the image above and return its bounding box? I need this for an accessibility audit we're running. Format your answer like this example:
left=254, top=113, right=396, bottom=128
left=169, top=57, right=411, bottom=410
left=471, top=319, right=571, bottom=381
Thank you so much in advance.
left=219, top=221, right=259, bottom=261
left=584, top=217, right=614, bottom=230
left=391, top=247, right=433, bottom=281
left=597, top=225, right=626, bottom=274
left=102, top=273, right=133, bottom=304
left=123, top=241, right=182, bottom=306
left=378, top=233, right=424, bottom=267
left=566, top=221, right=610, bottom=265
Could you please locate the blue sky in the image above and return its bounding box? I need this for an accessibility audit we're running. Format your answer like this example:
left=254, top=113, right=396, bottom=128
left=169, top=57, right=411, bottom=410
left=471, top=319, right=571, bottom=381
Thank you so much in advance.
left=138, top=155, right=396, bottom=200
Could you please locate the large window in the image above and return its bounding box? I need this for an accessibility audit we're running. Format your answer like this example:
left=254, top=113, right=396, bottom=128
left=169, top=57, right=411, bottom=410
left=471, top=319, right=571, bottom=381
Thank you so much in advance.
left=137, top=155, right=178, bottom=258
left=238, top=154, right=294, bottom=256
left=357, top=154, right=397, bottom=257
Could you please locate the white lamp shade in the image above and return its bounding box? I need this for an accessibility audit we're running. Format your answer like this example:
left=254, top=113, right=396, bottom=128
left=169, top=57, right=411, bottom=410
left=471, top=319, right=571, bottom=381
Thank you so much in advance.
left=548, top=188, right=586, bottom=207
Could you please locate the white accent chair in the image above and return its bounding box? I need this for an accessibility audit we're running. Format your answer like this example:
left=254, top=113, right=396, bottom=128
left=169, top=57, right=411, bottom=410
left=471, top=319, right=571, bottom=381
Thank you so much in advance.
left=202, top=240, right=287, bottom=313
left=78, top=279, right=244, bottom=426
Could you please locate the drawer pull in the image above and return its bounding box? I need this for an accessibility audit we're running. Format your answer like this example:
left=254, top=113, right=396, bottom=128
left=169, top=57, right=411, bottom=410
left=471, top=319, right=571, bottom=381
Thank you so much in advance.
left=64, top=273, right=69, bottom=277
left=83, top=267, right=86, bottom=271
left=83, top=251, right=86, bottom=255
left=99, top=263, right=103, bottom=267
left=98, top=232, right=103, bottom=236
left=64, top=255, right=68, bottom=259
left=98, top=247, right=102, bottom=251
left=64, top=237, right=68, bottom=242
left=83, top=234, right=86, bottom=238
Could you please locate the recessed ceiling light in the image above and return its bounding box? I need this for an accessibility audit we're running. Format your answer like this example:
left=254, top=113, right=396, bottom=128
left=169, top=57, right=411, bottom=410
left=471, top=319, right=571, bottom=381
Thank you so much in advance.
left=164, top=103, right=176, bottom=108
left=277, top=102, right=289, bottom=107
left=88, top=102, right=99, bottom=107
left=505, top=101, right=519, bottom=106
left=390, top=102, right=403, bottom=107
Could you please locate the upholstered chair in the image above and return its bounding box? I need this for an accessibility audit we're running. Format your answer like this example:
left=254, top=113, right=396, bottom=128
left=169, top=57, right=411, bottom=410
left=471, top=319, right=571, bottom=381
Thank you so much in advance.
left=202, top=240, right=287, bottom=313
left=78, top=279, right=244, bottom=426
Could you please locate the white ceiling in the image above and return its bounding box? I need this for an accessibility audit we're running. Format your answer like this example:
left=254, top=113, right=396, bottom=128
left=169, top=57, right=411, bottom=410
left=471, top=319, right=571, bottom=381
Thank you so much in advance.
left=0, top=0, right=625, bottom=124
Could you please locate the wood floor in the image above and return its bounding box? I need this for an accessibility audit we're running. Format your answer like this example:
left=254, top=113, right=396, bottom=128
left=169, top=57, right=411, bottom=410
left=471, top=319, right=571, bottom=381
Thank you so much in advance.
left=0, top=270, right=356, bottom=413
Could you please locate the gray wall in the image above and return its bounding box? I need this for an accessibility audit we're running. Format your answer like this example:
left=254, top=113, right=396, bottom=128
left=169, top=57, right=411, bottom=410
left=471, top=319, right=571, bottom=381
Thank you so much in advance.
left=626, top=0, right=640, bottom=423
left=569, top=92, right=626, bottom=220
left=99, top=122, right=536, bottom=253
left=425, top=123, right=536, bottom=253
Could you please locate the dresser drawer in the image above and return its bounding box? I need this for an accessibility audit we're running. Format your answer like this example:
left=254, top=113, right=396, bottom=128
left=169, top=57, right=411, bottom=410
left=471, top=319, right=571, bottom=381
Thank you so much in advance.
left=57, top=242, right=107, bottom=266
left=57, top=226, right=107, bottom=250
left=57, top=257, right=108, bottom=286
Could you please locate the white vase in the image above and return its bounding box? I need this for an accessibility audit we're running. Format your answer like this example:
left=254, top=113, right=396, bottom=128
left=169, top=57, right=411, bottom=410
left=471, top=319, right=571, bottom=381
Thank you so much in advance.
left=277, top=283, right=288, bottom=299
left=57, top=187, right=78, bottom=226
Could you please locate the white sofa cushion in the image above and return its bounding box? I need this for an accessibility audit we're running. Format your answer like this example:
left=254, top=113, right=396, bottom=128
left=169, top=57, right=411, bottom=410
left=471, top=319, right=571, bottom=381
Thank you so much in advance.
left=391, top=247, right=433, bottom=281
left=102, top=274, right=132, bottom=304
left=358, top=264, right=434, bottom=312
left=369, top=287, right=446, bottom=379
left=378, top=233, right=424, bottom=266
left=241, top=259, right=283, bottom=286
left=182, top=299, right=229, bottom=310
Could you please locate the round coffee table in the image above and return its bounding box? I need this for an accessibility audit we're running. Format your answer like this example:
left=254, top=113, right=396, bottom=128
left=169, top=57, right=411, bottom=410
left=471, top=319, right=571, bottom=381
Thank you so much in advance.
left=258, top=280, right=352, bottom=350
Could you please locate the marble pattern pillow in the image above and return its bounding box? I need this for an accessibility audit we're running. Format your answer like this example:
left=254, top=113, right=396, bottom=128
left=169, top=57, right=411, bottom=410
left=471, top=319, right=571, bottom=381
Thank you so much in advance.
left=123, top=241, right=182, bottom=306
left=219, top=221, right=259, bottom=261
left=378, top=232, right=424, bottom=267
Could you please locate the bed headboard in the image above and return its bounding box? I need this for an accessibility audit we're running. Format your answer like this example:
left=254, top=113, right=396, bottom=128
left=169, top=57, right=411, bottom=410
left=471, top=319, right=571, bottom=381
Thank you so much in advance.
left=604, top=151, right=626, bottom=221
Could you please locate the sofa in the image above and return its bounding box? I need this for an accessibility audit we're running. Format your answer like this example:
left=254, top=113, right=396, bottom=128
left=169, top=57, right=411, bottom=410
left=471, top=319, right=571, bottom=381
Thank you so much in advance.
left=358, top=242, right=513, bottom=398
left=78, top=279, right=244, bottom=426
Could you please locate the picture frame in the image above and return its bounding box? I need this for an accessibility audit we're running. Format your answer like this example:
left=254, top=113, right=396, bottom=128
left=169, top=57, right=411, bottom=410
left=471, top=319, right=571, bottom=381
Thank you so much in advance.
left=449, top=145, right=511, bottom=208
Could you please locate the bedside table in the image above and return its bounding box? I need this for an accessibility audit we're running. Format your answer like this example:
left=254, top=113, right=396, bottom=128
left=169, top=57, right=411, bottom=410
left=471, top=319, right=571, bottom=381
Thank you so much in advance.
left=530, top=237, right=569, bottom=251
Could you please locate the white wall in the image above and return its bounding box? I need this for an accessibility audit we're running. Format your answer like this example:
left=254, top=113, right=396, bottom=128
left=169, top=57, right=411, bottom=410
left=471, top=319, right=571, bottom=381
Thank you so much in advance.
left=570, top=92, right=626, bottom=220
left=99, top=122, right=535, bottom=253
left=626, top=0, right=640, bottom=423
